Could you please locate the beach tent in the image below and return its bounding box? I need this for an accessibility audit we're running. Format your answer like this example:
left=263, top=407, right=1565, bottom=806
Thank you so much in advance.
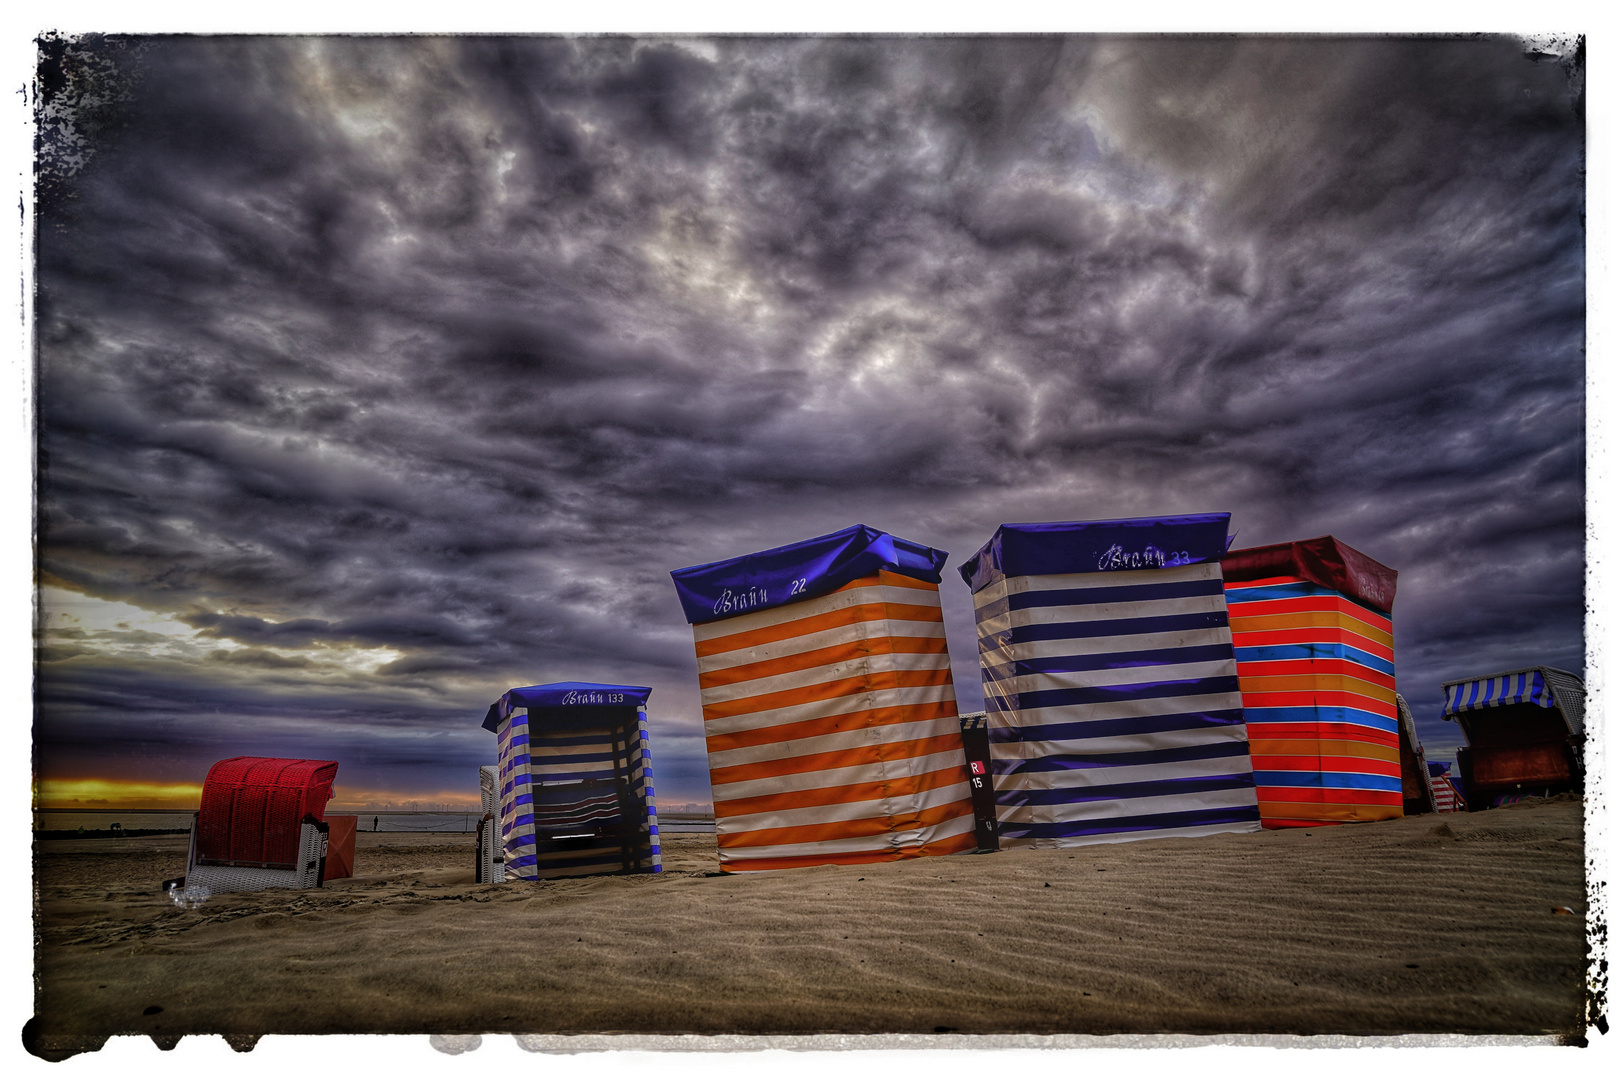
left=1427, top=762, right=1465, bottom=813
left=481, top=683, right=661, bottom=880
left=1395, top=694, right=1439, bottom=816
left=671, top=524, right=977, bottom=872
left=475, top=765, right=505, bottom=883
left=1222, top=536, right=1402, bottom=828
left=181, top=756, right=338, bottom=892
left=958, top=513, right=1261, bottom=847
left=1442, top=666, right=1584, bottom=810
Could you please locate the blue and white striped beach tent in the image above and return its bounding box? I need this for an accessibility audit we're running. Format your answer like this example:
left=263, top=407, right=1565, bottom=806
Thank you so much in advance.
left=480, top=682, right=661, bottom=879
left=958, top=514, right=1262, bottom=847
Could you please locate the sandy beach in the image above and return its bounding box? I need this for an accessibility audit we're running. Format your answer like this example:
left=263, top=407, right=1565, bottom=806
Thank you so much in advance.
left=28, top=797, right=1590, bottom=1056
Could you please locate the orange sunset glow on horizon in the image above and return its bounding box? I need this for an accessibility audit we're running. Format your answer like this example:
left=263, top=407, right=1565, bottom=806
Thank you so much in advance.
left=34, top=778, right=204, bottom=809
left=33, top=777, right=487, bottom=812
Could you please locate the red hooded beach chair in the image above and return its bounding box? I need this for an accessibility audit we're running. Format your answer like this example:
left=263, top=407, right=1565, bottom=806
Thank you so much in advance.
left=178, top=757, right=339, bottom=892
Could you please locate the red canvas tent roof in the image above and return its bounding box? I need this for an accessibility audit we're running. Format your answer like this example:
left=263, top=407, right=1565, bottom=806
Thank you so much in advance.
left=1222, top=534, right=1397, bottom=613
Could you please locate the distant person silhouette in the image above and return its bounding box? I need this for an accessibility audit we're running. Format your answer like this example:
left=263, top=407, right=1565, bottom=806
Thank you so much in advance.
left=373, top=816, right=379, bottom=832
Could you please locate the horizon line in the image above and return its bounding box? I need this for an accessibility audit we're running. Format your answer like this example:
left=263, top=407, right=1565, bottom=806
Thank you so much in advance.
left=32, top=805, right=718, bottom=814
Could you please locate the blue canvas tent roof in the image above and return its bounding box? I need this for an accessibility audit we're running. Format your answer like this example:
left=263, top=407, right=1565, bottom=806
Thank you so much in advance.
left=1440, top=666, right=1584, bottom=735
left=670, top=523, right=948, bottom=625
left=482, top=681, right=652, bottom=732
left=957, top=513, right=1233, bottom=593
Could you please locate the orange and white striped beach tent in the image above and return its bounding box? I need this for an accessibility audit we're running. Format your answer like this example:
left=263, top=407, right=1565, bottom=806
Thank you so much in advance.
left=671, top=525, right=978, bottom=872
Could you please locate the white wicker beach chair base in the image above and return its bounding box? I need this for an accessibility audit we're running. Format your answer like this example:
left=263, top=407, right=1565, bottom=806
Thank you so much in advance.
left=182, top=816, right=330, bottom=892
left=476, top=813, right=505, bottom=883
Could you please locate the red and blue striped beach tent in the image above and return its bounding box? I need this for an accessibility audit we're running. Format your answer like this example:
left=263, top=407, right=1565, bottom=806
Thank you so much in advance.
left=1222, top=535, right=1401, bottom=828
left=671, top=524, right=978, bottom=872
left=959, top=513, right=1262, bottom=847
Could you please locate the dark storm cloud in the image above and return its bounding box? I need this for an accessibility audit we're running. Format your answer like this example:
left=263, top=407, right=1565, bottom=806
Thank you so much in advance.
left=34, top=35, right=1584, bottom=800
left=181, top=610, right=485, bottom=650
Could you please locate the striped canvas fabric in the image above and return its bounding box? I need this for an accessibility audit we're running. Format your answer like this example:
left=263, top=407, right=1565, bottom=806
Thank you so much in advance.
left=960, top=515, right=1262, bottom=848
left=1223, top=537, right=1401, bottom=828
left=1427, top=763, right=1464, bottom=813
left=1445, top=670, right=1555, bottom=713
left=1442, top=667, right=1584, bottom=733
left=487, top=683, right=661, bottom=880
left=688, top=568, right=977, bottom=872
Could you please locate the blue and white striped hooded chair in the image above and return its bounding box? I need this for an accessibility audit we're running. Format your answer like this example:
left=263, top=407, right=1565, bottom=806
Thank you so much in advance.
left=959, top=513, right=1262, bottom=847
left=1442, top=666, right=1584, bottom=810
left=481, top=682, right=661, bottom=880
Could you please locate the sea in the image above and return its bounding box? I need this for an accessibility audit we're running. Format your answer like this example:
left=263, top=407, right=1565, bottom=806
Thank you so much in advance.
left=34, top=809, right=717, bottom=834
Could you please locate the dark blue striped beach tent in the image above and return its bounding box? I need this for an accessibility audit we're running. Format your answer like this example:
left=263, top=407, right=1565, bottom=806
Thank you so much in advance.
left=480, top=682, right=661, bottom=879
left=958, top=514, right=1262, bottom=847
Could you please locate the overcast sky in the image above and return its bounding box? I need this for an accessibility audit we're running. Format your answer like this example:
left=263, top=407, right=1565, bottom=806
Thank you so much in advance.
left=31, top=34, right=1584, bottom=808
